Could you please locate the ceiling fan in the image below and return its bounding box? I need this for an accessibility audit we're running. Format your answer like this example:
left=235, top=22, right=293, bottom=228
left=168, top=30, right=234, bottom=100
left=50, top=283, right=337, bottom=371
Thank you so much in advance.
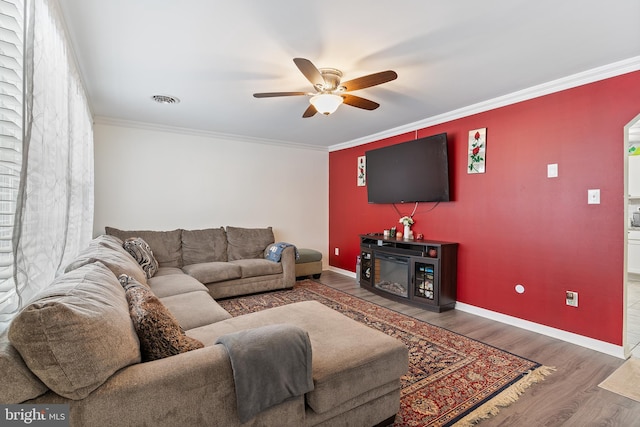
left=253, top=58, right=398, bottom=118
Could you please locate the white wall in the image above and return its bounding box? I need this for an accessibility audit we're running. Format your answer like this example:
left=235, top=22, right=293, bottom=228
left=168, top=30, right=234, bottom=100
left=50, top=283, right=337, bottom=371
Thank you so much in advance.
left=93, top=121, right=329, bottom=267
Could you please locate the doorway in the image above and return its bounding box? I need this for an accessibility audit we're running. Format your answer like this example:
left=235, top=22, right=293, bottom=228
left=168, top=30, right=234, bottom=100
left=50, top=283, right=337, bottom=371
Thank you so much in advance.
left=625, top=115, right=640, bottom=358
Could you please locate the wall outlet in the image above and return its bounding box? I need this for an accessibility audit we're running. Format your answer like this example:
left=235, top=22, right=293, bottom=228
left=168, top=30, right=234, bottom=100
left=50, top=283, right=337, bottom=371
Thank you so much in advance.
left=566, top=291, right=578, bottom=307
left=334, top=247, right=339, bottom=256
left=588, top=189, right=600, bottom=204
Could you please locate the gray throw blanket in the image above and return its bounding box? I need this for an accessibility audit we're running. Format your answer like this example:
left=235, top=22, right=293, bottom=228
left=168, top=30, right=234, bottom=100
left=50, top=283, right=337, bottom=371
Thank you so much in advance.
left=215, top=324, right=314, bottom=423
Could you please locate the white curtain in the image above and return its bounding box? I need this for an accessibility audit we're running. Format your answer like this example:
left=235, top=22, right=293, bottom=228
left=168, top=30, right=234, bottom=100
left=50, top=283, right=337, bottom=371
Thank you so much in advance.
left=0, top=0, right=94, bottom=332
left=0, top=0, right=25, bottom=330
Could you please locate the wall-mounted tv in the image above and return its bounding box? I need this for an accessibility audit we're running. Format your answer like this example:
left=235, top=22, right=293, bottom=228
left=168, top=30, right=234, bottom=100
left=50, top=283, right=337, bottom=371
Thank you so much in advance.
left=366, top=133, right=450, bottom=204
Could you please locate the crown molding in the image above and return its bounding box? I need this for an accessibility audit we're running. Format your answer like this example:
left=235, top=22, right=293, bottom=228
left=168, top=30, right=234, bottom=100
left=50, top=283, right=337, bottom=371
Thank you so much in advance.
left=329, top=56, right=640, bottom=152
left=93, top=116, right=329, bottom=152
left=93, top=56, right=640, bottom=154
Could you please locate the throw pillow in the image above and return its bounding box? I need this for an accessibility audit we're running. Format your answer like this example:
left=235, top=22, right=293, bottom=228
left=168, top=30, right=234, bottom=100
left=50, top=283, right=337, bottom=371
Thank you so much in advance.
left=123, top=237, right=159, bottom=279
left=119, top=275, right=204, bottom=361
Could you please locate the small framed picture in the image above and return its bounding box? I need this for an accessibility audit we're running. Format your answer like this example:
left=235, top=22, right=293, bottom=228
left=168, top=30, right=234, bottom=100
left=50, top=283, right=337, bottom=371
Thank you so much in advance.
left=357, top=156, right=366, bottom=186
left=468, top=128, right=486, bottom=174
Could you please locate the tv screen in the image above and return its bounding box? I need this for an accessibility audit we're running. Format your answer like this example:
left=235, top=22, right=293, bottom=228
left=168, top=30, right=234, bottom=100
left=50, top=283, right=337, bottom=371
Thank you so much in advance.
left=366, top=133, right=450, bottom=204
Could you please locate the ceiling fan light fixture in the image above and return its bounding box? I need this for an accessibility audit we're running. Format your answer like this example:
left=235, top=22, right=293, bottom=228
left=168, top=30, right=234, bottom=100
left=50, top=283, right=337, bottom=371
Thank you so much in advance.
left=253, top=58, right=396, bottom=118
left=310, top=94, right=343, bottom=115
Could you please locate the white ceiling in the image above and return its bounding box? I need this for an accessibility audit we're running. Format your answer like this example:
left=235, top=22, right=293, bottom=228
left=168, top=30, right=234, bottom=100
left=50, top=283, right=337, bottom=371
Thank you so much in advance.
left=57, top=0, right=640, bottom=149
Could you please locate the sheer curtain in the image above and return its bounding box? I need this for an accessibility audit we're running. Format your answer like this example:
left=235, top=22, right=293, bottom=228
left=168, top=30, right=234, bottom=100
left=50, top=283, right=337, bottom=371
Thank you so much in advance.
left=0, top=0, right=94, bottom=332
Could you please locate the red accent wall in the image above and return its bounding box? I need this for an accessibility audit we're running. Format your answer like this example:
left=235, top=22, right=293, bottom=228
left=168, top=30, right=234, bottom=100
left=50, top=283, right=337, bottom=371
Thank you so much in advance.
left=329, top=71, right=640, bottom=345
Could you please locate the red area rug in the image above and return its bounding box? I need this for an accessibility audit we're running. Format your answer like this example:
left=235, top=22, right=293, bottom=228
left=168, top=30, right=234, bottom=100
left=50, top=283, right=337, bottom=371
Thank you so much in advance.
left=218, top=280, right=552, bottom=426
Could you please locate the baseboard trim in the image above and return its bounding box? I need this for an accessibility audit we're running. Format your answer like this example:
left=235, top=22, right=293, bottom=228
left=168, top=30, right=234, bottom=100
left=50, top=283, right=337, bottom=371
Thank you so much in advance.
left=455, top=302, right=625, bottom=359
left=326, top=267, right=626, bottom=359
left=329, top=266, right=627, bottom=359
left=328, top=266, right=356, bottom=278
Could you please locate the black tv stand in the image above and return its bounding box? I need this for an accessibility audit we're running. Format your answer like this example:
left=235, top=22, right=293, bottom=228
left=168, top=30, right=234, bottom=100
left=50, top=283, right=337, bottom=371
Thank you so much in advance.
left=359, top=234, right=458, bottom=312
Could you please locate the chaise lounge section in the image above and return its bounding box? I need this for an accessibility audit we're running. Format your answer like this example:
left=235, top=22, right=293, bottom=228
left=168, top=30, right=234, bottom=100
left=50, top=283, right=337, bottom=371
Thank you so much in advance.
left=1, top=228, right=408, bottom=426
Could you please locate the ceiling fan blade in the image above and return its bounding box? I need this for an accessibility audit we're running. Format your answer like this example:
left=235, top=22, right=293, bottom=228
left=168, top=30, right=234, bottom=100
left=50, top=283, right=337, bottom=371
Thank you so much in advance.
left=342, top=94, right=380, bottom=111
left=293, top=58, right=325, bottom=87
left=341, top=70, right=398, bottom=92
left=302, top=104, right=317, bottom=118
left=253, top=92, right=307, bottom=98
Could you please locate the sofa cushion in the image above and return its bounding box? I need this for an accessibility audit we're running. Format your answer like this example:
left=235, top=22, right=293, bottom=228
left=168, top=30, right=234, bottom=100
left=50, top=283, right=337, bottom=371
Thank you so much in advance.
left=8, top=262, right=141, bottom=400
left=155, top=266, right=184, bottom=277
left=120, top=275, right=204, bottom=362
left=0, top=330, right=49, bottom=403
left=106, top=227, right=183, bottom=268
left=296, top=248, right=323, bottom=264
left=89, top=234, right=125, bottom=251
left=226, top=226, right=275, bottom=261
left=230, top=258, right=283, bottom=278
left=182, top=227, right=227, bottom=264
left=159, top=291, right=232, bottom=330
left=147, top=274, right=208, bottom=298
left=64, top=243, right=148, bottom=287
left=182, top=262, right=242, bottom=284
left=123, top=237, right=159, bottom=279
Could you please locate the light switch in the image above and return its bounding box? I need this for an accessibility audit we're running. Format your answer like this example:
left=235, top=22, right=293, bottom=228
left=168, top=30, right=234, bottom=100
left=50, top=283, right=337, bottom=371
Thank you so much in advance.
left=547, top=163, right=558, bottom=178
left=588, top=189, right=600, bottom=204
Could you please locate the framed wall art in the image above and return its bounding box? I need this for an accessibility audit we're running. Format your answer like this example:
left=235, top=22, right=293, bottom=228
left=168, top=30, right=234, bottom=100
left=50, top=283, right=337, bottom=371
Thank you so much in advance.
left=468, top=128, right=487, bottom=174
left=357, top=155, right=366, bottom=186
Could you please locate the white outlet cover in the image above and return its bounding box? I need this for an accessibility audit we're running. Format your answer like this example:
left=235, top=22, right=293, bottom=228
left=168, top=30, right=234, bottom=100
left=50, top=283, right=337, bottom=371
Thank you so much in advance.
left=566, top=291, right=578, bottom=307
left=588, top=189, right=600, bottom=204
left=547, top=163, right=558, bottom=178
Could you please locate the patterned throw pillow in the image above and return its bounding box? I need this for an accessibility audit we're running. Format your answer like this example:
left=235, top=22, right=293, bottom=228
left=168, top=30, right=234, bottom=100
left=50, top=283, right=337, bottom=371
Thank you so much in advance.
left=118, top=275, right=204, bottom=362
left=123, top=237, right=159, bottom=279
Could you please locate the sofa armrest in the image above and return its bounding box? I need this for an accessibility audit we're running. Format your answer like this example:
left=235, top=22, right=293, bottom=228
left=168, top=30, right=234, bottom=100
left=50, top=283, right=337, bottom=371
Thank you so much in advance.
left=29, top=345, right=303, bottom=426
left=280, top=245, right=296, bottom=288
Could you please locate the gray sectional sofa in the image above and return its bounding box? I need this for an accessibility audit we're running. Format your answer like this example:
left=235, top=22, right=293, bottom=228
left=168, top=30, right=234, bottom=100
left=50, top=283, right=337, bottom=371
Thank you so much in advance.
left=1, top=227, right=408, bottom=427
left=106, top=226, right=298, bottom=299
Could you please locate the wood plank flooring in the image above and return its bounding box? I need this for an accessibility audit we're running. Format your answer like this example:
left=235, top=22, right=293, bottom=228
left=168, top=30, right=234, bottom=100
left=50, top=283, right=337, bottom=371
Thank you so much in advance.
left=312, top=270, right=640, bottom=426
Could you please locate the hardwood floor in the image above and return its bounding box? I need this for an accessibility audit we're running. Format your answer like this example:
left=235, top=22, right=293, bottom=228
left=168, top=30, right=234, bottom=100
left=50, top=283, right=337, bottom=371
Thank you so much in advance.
left=312, top=270, right=640, bottom=426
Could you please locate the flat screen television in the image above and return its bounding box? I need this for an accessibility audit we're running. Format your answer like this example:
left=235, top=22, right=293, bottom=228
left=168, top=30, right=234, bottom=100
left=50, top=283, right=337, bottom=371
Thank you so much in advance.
left=366, top=133, right=450, bottom=204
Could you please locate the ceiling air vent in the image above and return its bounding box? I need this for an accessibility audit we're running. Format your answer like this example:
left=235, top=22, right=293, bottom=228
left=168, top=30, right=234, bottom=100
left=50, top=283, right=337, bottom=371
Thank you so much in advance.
left=151, top=95, right=180, bottom=104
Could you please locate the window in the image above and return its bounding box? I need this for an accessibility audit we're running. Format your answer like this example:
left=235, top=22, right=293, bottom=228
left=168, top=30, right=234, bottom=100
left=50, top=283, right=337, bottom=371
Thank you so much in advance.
left=0, top=0, right=24, bottom=327
left=0, top=0, right=94, bottom=332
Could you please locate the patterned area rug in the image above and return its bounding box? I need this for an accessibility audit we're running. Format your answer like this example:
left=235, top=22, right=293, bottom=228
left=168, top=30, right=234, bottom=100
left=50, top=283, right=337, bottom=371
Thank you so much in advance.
left=218, top=280, right=553, bottom=426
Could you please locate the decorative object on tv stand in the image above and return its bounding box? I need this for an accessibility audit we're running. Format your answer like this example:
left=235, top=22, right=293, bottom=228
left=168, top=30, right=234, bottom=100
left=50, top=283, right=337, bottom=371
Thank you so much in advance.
left=468, top=128, right=486, bottom=174
left=399, top=216, right=414, bottom=240
left=357, top=156, right=366, bottom=186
